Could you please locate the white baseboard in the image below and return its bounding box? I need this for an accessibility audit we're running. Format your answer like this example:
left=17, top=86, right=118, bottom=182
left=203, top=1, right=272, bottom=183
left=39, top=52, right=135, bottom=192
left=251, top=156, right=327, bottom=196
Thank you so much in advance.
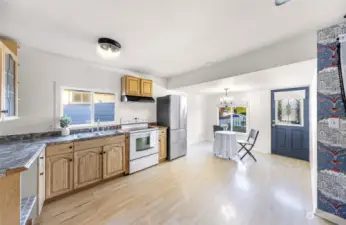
left=315, top=209, right=346, bottom=225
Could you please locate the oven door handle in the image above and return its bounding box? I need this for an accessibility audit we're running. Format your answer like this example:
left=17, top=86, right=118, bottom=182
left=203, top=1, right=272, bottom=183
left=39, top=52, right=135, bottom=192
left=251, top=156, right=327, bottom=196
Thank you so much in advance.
left=136, top=147, right=153, bottom=152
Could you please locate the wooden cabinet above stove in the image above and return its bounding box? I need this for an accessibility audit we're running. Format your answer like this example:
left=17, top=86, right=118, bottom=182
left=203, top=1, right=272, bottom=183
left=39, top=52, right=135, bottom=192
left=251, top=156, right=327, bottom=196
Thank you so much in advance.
left=121, top=76, right=153, bottom=97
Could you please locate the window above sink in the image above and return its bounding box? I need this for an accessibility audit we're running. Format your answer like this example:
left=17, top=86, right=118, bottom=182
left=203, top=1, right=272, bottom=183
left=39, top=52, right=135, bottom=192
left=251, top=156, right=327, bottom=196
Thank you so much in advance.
left=61, top=88, right=116, bottom=128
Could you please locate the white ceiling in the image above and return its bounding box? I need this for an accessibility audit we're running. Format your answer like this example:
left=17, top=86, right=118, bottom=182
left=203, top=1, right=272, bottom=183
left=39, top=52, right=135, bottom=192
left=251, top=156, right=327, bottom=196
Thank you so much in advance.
left=176, top=59, right=316, bottom=94
left=0, top=0, right=345, bottom=77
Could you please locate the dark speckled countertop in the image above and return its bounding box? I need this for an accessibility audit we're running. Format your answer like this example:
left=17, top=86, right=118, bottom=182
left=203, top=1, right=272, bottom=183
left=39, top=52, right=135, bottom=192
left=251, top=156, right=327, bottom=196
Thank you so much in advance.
left=0, top=130, right=125, bottom=177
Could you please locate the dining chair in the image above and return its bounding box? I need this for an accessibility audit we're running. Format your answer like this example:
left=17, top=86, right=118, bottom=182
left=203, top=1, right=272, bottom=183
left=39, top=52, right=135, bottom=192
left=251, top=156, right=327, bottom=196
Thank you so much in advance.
left=213, top=125, right=223, bottom=137
left=237, top=129, right=259, bottom=162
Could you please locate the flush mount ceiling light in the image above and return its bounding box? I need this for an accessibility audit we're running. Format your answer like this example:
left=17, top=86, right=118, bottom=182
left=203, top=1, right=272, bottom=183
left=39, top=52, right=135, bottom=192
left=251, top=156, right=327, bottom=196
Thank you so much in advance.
left=97, top=38, right=121, bottom=59
left=275, top=0, right=292, bottom=6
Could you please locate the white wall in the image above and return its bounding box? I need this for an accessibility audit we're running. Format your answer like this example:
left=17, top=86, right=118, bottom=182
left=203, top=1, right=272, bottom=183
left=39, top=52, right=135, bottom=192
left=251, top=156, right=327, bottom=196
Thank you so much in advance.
left=206, top=90, right=271, bottom=154
left=187, top=94, right=207, bottom=146
left=0, top=46, right=208, bottom=146
left=0, top=46, right=168, bottom=135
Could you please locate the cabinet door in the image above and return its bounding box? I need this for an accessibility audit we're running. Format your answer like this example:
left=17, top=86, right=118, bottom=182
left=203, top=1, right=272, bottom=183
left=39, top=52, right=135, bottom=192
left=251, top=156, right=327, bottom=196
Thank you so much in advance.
left=74, top=148, right=102, bottom=189
left=125, top=76, right=141, bottom=96
left=38, top=150, right=45, bottom=215
left=140, top=79, right=153, bottom=97
left=103, top=143, right=125, bottom=179
left=46, top=153, right=73, bottom=199
left=1, top=44, right=18, bottom=118
left=159, top=133, right=167, bottom=161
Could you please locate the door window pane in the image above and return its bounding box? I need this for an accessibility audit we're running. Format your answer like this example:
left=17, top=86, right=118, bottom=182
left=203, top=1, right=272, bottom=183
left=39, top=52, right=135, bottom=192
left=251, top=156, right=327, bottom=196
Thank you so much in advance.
left=4, top=54, right=15, bottom=117
left=62, top=90, right=91, bottom=125
left=276, top=99, right=303, bottom=125
left=232, top=107, right=247, bottom=133
left=94, top=93, right=115, bottom=122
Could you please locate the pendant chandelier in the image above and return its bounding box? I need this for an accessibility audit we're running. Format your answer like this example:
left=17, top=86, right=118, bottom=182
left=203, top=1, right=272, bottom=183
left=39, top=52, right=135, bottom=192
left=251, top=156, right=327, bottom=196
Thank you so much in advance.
left=218, top=88, right=234, bottom=108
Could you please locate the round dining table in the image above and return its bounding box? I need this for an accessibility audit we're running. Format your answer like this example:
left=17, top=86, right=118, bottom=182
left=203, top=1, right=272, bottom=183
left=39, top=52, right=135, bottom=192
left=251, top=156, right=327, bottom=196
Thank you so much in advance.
left=213, top=131, right=238, bottom=159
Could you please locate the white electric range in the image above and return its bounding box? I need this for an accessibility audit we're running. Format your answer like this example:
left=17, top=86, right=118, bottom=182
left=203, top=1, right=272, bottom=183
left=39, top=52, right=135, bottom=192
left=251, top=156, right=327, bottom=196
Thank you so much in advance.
left=121, top=121, right=159, bottom=174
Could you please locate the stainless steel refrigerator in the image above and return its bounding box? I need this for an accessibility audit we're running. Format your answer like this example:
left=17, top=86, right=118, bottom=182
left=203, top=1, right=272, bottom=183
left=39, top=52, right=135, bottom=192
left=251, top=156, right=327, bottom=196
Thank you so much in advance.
left=157, top=95, right=187, bottom=160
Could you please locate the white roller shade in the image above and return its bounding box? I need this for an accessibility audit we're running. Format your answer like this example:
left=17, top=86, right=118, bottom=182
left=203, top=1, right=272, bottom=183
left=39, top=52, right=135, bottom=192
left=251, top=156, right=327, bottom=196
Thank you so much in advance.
left=274, top=90, right=306, bottom=100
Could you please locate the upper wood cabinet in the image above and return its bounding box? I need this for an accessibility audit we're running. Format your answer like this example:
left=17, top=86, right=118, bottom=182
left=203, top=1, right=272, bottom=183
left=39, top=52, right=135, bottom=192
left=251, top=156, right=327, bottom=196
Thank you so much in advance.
left=103, top=143, right=125, bottom=179
left=0, top=39, right=19, bottom=120
left=121, top=75, right=153, bottom=97
left=140, top=79, right=153, bottom=97
left=122, top=76, right=141, bottom=96
left=45, top=153, right=73, bottom=199
left=74, top=147, right=103, bottom=189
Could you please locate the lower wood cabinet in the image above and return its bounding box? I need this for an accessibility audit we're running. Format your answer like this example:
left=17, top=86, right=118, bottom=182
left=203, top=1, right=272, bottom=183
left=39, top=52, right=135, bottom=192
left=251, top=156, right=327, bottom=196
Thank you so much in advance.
left=103, top=143, right=125, bottom=179
left=159, top=129, right=167, bottom=162
left=45, top=153, right=73, bottom=199
left=74, top=147, right=102, bottom=189
left=45, top=135, right=127, bottom=200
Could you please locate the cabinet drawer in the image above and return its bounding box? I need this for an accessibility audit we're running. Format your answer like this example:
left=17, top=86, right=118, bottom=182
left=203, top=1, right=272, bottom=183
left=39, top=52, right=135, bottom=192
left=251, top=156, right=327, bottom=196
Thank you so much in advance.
left=46, top=143, right=73, bottom=156
left=74, top=135, right=125, bottom=151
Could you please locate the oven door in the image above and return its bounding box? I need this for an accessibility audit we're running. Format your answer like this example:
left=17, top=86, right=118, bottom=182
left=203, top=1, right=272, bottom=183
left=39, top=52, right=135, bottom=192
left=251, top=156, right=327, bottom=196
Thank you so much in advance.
left=130, top=131, right=158, bottom=160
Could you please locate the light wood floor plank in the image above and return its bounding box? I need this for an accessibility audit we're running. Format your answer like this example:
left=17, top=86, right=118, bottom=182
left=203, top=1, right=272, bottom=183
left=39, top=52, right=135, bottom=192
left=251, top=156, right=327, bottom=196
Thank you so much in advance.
left=35, top=142, right=332, bottom=225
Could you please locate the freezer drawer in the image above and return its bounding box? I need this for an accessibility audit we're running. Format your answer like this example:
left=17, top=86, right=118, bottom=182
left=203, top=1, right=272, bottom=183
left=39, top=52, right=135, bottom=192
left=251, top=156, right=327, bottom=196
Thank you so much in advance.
left=170, top=129, right=187, bottom=143
left=169, top=140, right=187, bottom=160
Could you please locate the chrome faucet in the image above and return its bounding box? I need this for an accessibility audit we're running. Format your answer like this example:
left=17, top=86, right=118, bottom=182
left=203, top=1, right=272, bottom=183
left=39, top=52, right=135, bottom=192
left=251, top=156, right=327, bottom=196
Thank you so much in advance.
left=96, top=119, right=100, bottom=131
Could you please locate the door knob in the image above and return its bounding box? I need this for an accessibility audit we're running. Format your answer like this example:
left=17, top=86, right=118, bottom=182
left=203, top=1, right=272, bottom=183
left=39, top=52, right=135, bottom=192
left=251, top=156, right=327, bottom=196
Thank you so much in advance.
left=271, top=120, right=276, bottom=127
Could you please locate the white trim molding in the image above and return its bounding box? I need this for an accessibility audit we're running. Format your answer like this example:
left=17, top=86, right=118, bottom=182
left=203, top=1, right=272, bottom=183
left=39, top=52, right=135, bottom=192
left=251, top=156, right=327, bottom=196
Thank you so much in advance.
left=315, top=209, right=346, bottom=225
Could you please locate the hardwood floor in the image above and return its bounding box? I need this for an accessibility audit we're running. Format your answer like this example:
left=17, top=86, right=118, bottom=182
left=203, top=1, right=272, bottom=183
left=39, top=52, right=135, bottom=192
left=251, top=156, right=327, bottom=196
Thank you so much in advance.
left=35, top=142, right=331, bottom=225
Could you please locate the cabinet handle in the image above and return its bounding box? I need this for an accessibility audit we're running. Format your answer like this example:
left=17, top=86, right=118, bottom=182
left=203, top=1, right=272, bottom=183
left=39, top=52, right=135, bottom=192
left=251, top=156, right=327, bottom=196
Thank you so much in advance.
left=39, top=157, right=44, bottom=159
left=69, top=146, right=73, bottom=149
left=69, top=159, right=73, bottom=162
left=40, top=172, right=44, bottom=176
left=100, top=152, right=103, bottom=155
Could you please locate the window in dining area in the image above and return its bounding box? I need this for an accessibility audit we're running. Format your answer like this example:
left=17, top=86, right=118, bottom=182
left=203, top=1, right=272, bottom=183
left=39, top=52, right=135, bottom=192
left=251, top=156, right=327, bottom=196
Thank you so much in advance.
left=218, top=106, right=248, bottom=133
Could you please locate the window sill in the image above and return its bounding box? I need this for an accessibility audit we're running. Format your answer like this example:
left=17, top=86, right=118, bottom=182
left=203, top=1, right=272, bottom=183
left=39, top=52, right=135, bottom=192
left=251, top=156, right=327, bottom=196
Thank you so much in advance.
left=57, top=122, right=118, bottom=130
left=0, top=116, right=20, bottom=122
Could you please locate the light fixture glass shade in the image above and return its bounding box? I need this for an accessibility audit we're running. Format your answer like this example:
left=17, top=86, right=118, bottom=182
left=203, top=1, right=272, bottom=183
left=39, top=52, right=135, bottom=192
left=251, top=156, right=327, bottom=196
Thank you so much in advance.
left=96, top=45, right=120, bottom=59
left=218, top=88, right=234, bottom=108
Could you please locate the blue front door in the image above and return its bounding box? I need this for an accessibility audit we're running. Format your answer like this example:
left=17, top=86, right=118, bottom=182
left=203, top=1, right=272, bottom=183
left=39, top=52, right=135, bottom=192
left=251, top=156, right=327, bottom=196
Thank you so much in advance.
left=271, top=87, right=310, bottom=161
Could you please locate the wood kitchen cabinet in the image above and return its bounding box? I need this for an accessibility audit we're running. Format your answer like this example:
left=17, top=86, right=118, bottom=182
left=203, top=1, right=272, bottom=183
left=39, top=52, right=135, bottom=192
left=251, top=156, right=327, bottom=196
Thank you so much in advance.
left=103, top=143, right=125, bottom=179
left=121, top=75, right=153, bottom=97
left=140, top=79, right=153, bottom=97
left=122, top=75, right=141, bottom=96
left=74, top=147, right=103, bottom=189
left=158, top=128, right=167, bottom=162
left=45, top=135, right=126, bottom=200
left=45, top=153, right=73, bottom=199
left=0, top=39, right=19, bottom=119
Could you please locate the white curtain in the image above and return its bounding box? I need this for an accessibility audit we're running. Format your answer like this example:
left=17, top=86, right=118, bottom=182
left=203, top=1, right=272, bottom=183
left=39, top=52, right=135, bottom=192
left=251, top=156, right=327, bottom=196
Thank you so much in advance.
left=340, top=34, right=346, bottom=94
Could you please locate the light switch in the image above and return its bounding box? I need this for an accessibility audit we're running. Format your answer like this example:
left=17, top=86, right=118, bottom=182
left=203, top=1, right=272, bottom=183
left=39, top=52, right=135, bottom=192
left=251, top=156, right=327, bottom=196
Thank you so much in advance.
left=328, top=117, right=340, bottom=129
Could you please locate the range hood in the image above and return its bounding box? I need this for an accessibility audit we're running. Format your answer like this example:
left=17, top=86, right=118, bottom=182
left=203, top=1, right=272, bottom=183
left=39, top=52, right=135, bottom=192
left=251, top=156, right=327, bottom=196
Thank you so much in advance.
left=121, top=95, right=155, bottom=103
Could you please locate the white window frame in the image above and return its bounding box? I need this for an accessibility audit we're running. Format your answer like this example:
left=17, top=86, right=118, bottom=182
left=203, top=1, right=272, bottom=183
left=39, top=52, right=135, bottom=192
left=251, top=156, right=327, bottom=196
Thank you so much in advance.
left=218, top=103, right=250, bottom=135
left=60, top=87, right=116, bottom=129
